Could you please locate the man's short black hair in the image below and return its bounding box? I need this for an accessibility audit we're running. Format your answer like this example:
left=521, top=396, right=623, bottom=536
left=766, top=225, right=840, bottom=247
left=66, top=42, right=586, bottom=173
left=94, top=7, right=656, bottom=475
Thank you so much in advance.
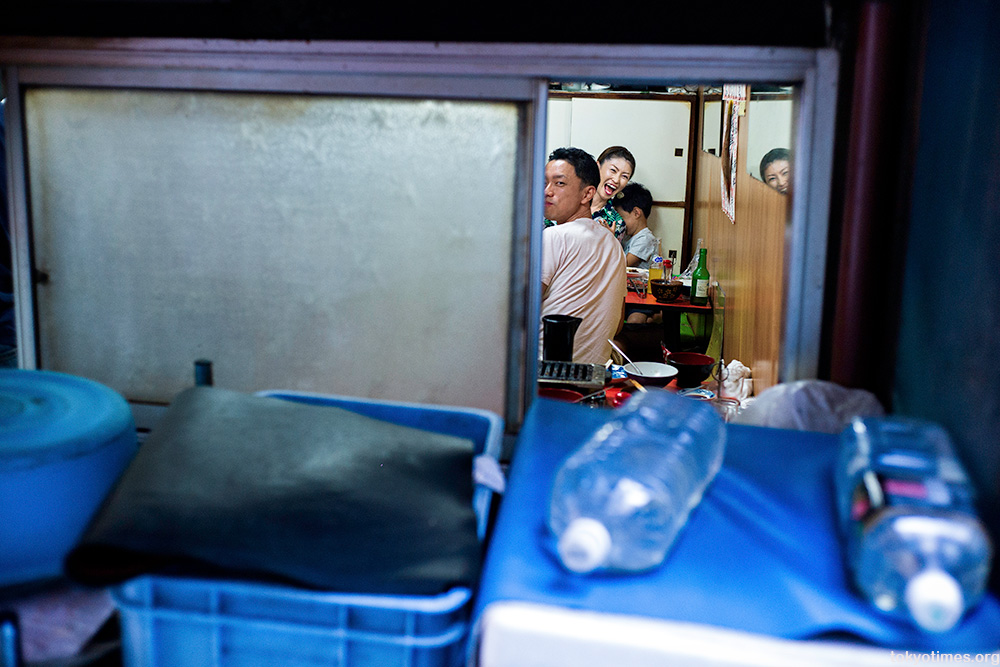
left=614, top=182, right=653, bottom=219
left=548, top=147, right=600, bottom=189
left=759, top=147, right=790, bottom=177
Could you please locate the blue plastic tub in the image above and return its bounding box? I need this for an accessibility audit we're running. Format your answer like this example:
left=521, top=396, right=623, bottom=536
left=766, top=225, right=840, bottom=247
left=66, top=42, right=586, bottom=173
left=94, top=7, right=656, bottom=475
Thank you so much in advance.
left=1, top=369, right=138, bottom=587
left=111, top=391, right=503, bottom=667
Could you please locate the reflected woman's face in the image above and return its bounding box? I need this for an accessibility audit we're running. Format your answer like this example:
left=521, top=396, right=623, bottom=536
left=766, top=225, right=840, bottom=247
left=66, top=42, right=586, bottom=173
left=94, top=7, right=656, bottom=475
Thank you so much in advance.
left=763, top=159, right=791, bottom=194
left=597, top=157, right=633, bottom=203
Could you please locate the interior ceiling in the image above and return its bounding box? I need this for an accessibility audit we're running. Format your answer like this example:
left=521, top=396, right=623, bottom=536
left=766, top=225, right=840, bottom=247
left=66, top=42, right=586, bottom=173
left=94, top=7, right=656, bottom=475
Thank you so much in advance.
left=2, top=0, right=836, bottom=47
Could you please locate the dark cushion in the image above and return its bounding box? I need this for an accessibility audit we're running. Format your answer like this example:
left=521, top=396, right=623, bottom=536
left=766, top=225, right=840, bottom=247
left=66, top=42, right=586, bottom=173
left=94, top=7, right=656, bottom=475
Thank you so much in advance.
left=66, top=387, right=480, bottom=595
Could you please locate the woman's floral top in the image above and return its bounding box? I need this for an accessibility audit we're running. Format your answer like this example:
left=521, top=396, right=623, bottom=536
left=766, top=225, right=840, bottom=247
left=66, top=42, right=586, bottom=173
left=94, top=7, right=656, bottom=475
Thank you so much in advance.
left=592, top=200, right=627, bottom=244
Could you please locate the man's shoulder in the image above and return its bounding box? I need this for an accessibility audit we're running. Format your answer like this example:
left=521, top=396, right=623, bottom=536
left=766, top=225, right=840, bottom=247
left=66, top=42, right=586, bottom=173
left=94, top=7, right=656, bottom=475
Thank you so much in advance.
left=569, top=216, right=609, bottom=234
left=547, top=217, right=620, bottom=253
left=546, top=216, right=595, bottom=236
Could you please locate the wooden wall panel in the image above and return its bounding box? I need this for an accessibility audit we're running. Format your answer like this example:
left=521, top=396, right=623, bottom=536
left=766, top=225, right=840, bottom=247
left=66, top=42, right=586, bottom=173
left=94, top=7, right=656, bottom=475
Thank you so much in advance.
left=691, top=110, right=788, bottom=393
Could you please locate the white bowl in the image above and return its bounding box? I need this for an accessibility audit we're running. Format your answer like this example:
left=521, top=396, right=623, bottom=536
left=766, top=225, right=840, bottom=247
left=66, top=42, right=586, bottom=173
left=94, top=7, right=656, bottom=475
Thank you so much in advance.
left=624, top=362, right=679, bottom=387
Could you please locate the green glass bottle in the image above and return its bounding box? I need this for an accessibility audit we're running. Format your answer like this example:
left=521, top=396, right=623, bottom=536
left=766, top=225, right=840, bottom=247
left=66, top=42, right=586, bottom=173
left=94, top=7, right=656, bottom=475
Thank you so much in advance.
left=689, top=247, right=710, bottom=306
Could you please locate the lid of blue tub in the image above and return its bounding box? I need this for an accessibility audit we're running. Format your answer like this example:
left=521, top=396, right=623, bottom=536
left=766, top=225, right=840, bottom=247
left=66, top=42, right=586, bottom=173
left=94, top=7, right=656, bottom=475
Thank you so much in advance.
left=0, top=369, right=136, bottom=469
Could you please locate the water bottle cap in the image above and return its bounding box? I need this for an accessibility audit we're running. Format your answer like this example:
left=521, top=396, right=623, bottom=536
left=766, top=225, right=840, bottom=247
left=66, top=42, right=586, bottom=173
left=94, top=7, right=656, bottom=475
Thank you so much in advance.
left=904, top=569, right=965, bottom=633
left=558, top=517, right=612, bottom=574
left=653, top=256, right=663, bottom=263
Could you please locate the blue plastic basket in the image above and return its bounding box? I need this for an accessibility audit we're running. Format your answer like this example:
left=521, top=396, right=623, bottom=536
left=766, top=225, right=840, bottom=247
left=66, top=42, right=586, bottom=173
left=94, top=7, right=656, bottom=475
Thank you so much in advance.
left=114, top=576, right=473, bottom=667
left=111, top=391, right=504, bottom=667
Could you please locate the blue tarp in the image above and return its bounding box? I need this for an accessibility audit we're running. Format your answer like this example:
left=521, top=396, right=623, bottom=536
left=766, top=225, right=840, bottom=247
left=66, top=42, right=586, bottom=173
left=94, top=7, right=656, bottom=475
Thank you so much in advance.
left=476, top=397, right=1000, bottom=653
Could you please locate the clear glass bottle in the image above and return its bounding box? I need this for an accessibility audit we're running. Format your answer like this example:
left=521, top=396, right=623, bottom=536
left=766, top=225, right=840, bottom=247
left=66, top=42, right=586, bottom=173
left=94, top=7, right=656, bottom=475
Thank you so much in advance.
left=689, top=247, right=710, bottom=306
left=834, top=417, right=993, bottom=633
left=547, top=389, right=727, bottom=574
left=680, top=238, right=702, bottom=280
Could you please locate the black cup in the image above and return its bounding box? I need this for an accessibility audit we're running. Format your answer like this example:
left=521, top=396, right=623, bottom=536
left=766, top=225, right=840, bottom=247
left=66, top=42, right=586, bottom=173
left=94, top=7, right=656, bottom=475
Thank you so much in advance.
left=542, top=314, right=582, bottom=361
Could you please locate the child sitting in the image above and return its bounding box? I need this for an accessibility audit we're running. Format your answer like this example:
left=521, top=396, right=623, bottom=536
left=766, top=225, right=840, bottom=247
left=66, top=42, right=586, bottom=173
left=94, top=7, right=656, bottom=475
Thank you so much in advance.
left=615, top=182, right=659, bottom=269
left=615, top=183, right=661, bottom=324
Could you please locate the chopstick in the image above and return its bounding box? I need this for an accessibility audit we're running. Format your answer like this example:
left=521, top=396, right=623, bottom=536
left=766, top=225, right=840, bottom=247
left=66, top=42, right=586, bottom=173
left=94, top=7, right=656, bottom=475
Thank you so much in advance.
left=627, top=379, right=648, bottom=393
left=573, top=389, right=608, bottom=404
left=627, top=277, right=646, bottom=295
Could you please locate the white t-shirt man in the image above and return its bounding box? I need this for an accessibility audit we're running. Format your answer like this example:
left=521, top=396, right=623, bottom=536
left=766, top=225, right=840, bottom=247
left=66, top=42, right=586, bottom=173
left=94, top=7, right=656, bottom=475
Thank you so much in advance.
left=541, top=217, right=627, bottom=364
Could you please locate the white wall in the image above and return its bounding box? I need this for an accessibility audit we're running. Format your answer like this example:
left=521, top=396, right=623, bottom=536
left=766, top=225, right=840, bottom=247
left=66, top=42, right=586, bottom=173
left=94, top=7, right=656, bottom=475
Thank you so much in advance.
left=746, top=98, right=794, bottom=180
left=702, top=100, right=723, bottom=156
left=545, top=95, right=690, bottom=264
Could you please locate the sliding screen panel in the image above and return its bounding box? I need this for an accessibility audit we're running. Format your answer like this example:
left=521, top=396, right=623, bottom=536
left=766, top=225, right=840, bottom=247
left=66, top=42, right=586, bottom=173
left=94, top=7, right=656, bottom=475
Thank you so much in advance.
left=26, top=88, right=518, bottom=414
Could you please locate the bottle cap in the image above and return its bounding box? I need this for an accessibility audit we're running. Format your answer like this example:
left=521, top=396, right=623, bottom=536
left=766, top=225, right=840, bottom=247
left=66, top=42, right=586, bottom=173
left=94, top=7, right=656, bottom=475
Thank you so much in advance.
left=557, top=517, right=612, bottom=574
left=904, top=569, right=965, bottom=633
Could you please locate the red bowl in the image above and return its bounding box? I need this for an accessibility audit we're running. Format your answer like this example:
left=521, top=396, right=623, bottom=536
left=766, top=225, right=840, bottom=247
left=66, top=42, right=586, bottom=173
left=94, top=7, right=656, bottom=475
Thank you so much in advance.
left=665, top=352, right=716, bottom=388
left=538, top=386, right=585, bottom=403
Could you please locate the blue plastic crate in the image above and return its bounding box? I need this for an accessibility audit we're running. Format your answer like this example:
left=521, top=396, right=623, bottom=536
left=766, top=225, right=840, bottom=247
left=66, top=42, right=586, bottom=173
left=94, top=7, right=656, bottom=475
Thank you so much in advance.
left=111, top=391, right=504, bottom=667
left=114, top=576, right=472, bottom=667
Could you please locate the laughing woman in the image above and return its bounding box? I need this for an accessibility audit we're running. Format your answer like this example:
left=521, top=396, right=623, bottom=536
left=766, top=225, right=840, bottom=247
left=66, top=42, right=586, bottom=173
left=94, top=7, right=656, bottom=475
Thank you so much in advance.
left=590, top=146, right=636, bottom=244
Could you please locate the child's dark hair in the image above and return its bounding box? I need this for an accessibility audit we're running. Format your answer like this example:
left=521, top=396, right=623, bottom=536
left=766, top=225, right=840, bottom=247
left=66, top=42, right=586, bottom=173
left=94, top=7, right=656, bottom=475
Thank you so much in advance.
left=614, top=182, right=653, bottom=218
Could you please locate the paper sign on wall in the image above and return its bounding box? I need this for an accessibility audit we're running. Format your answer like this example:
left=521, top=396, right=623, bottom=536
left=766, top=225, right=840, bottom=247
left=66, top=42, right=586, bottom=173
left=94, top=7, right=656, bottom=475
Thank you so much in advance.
left=723, top=84, right=748, bottom=115
left=720, top=85, right=747, bottom=223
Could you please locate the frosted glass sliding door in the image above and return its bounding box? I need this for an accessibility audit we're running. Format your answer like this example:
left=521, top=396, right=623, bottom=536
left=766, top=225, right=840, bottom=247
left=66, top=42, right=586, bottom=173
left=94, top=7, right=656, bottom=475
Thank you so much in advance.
left=25, top=88, right=519, bottom=414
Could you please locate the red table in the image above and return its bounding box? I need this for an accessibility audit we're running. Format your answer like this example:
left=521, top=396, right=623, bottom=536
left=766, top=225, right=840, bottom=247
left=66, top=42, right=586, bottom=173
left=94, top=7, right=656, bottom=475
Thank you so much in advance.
left=624, top=288, right=711, bottom=353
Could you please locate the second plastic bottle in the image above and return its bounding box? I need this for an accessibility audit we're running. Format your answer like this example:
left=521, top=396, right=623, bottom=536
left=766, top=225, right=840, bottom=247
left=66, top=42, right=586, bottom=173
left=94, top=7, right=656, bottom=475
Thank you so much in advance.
left=547, top=389, right=727, bottom=574
left=835, top=416, right=993, bottom=633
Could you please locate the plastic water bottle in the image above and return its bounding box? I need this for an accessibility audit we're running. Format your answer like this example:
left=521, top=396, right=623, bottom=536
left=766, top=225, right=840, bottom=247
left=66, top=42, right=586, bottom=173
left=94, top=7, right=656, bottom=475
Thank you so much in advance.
left=835, top=416, right=993, bottom=633
left=547, top=389, right=726, bottom=574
